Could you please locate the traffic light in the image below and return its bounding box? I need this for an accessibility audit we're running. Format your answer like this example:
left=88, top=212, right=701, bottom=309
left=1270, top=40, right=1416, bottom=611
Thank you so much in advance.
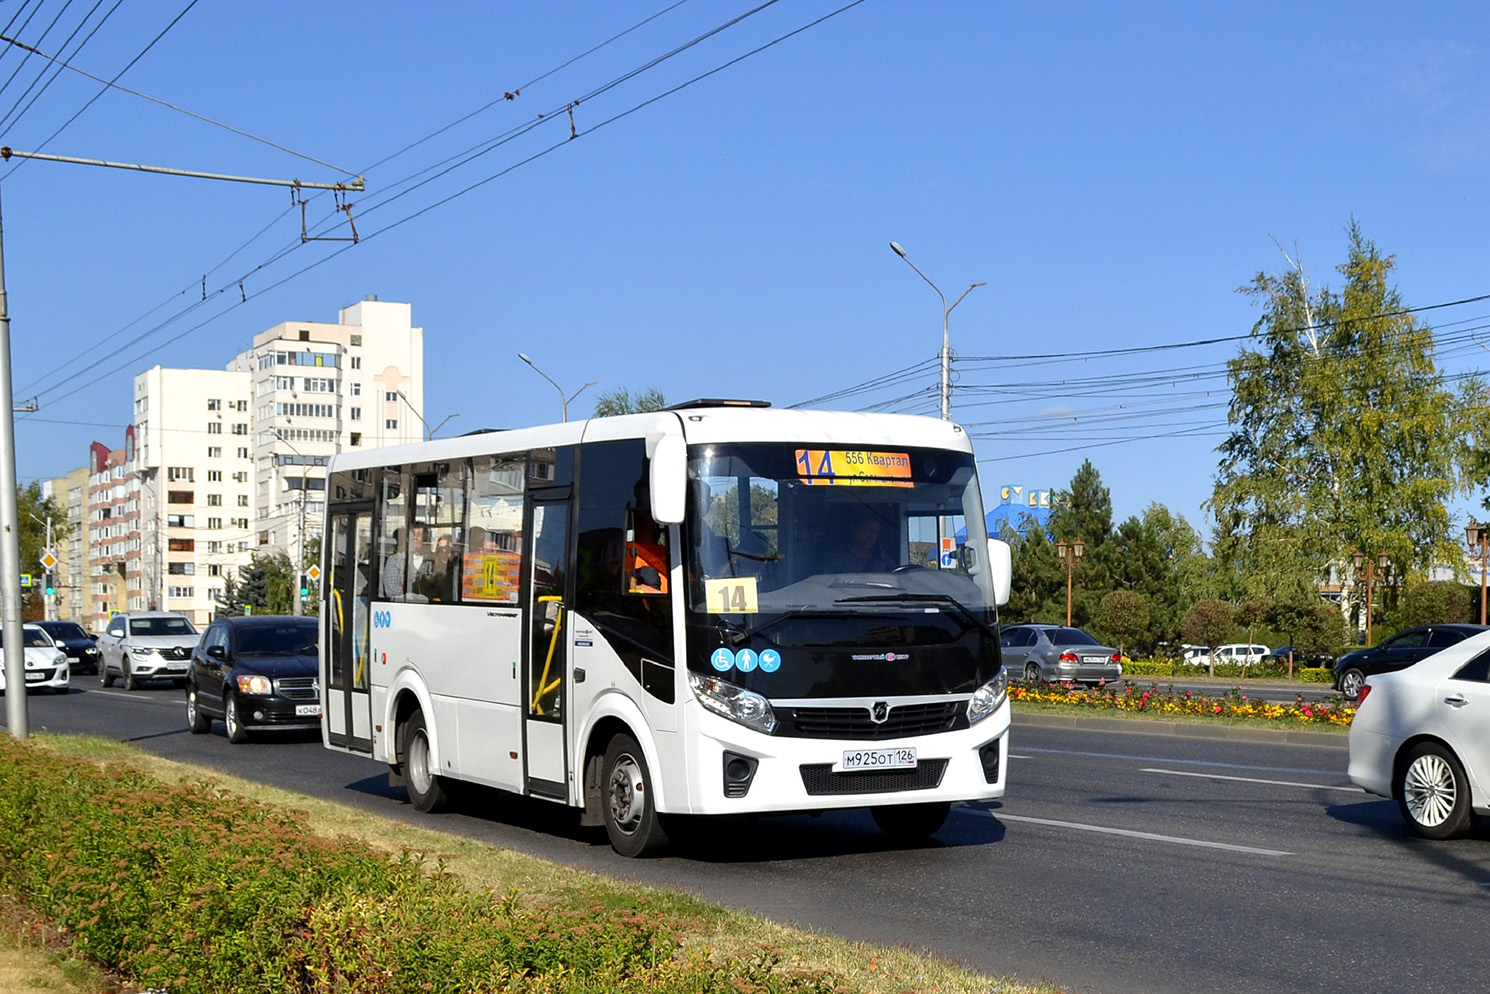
left=44, top=574, right=54, bottom=597
left=300, top=586, right=309, bottom=601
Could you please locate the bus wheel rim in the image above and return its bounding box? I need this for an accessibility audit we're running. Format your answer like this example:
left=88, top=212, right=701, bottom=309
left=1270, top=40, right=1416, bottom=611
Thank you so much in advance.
left=409, top=731, right=434, bottom=795
left=608, top=754, right=645, bottom=833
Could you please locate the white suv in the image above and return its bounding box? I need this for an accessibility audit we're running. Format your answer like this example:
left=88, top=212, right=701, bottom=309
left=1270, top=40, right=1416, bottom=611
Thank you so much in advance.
left=1211, top=643, right=1271, bottom=667
left=97, top=612, right=201, bottom=690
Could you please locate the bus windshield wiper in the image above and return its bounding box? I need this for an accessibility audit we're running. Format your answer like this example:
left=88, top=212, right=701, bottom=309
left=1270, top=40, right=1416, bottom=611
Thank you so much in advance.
left=835, top=592, right=996, bottom=636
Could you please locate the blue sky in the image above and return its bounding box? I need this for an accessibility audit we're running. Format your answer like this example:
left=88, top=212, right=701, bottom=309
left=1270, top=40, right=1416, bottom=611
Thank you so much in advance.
left=6, top=1, right=1490, bottom=537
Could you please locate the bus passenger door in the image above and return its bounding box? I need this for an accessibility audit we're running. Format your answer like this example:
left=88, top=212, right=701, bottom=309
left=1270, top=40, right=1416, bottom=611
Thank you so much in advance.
left=523, top=496, right=570, bottom=796
left=326, top=509, right=374, bottom=753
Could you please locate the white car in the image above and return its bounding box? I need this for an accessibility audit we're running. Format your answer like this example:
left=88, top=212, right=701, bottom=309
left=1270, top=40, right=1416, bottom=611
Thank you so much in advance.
left=0, top=623, right=70, bottom=694
left=97, top=611, right=201, bottom=690
left=1212, top=643, right=1271, bottom=666
left=1348, top=629, right=1490, bottom=839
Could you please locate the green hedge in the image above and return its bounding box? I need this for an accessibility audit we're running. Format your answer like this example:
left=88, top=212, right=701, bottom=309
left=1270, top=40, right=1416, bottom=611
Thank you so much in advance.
left=0, top=737, right=836, bottom=994
left=1120, top=659, right=1336, bottom=683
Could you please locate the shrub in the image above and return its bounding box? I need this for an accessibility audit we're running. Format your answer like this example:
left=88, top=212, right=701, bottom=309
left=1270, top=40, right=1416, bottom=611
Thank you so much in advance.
left=0, top=738, right=837, bottom=994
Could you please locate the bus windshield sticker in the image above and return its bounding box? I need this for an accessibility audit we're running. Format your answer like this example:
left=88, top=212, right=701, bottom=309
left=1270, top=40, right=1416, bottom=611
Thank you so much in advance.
left=711, top=647, right=736, bottom=671
left=794, top=449, right=914, bottom=487
left=705, top=576, right=759, bottom=614
left=759, top=648, right=781, bottom=672
left=736, top=649, right=759, bottom=672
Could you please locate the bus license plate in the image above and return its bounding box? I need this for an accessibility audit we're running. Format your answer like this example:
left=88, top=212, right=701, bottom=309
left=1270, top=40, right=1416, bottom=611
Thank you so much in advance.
left=836, top=747, right=916, bottom=772
left=295, top=704, right=322, bottom=717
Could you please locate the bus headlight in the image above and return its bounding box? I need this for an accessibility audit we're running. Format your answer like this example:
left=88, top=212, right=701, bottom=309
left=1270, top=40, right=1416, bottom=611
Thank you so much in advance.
left=966, top=667, right=1008, bottom=725
left=689, top=672, right=776, bottom=735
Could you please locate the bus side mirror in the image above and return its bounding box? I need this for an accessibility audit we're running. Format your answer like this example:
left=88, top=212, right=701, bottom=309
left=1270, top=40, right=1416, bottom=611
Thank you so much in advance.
left=649, top=434, right=686, bottom=525
left=987, top=538, right=1012, bottom=606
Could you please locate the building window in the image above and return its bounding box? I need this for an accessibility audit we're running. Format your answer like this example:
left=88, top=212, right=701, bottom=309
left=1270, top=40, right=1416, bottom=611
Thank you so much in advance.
left=167, top=562, right=196, bottom=575
left=237, top=495, right=249, bottom=507
left=208, top=446, right=222, bottom=458
left=235, top=400, right=247, bottom=412
left=232, top=423, right=248, bottom=435
left=232, top=517, right=249, bottom=529
left=258, top=531, right=270, bottom=545
left=350, top=382, right=361, bottom=396
left=386, top=419, right=398, bottom=430
left=208, top=541, right=222, bottom=553
left=385, top=391, right=398, bottom=402
left=207, top=494, right=222, bottom=506
left=238, top=447, right=249, bottom=459
left=167, top=467, right=194, bottom=482
left=167, top=514, right=195, bottom=528
left=208, top=565, right=221, bottom=577
left=207, top=422, right=222, bottom=435
left=167, top=490, right=193, bottom=504
left=168, top=538, right=195, bottom=552
left=207, top=399, right=221, bottom=411
left=350, top=432, right=362, bottom=446
left=350, top=334, right=362, bottom=346
left=351, top=356, right=361, bottom=370
left=207, top=517, right=222, bottom=530
left=207, top=470, right=222, bottom=482
left=350, top=407, right=361, bottom=421
left=167, top=586, right=194, bottom=599
left=232, top=471, right=248, bottom=483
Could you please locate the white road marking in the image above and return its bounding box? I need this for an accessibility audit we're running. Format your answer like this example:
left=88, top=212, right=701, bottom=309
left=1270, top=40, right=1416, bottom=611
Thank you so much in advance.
left=1015, top=745, right=1344, bottom=777
left=1140, top=767, right=1364, bottom=793
left=89, top=689, right=185, bottom=708
left=967, top=808, right=1295, bottom=856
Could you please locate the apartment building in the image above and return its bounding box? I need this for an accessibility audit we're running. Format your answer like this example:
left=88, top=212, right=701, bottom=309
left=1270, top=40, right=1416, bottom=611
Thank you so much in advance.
left=85, top=438, right=141, bottom=631
left=42, top=466, right=90, bottom=624
left=133, top=366, right=256, bottom=625
left=228, top=296, right=424, bottom=562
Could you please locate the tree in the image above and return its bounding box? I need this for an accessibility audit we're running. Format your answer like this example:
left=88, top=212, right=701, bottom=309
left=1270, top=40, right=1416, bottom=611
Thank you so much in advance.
left=1095, top=590, right=1150, bottom=656
left=1212, top=222, right=1466, bottom=603
left=1386, top=580, right=1474, bottom=632
left=1002, top=525, right=1067, bottom=625
left=15, top=482, right=66, bottom=621
left=593, top=388, right=667, bottom=417
left=1047, top=459, right=1112, bottom=548
left=1183, top=600, right=1236, bottom=676
left=1102, top=503, right=1208, bottom=649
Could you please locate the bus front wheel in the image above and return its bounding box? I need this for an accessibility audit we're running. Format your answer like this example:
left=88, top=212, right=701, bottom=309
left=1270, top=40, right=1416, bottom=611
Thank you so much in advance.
left=602, top=733, right=669, bottom=857
left=402, top=711, right=449, bottom=813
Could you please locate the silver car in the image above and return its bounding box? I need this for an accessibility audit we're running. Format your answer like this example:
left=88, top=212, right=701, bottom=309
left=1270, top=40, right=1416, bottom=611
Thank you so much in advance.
left=1000, top=624, right=1123, bottom=686
left=97, top=611, right=201, bottom=690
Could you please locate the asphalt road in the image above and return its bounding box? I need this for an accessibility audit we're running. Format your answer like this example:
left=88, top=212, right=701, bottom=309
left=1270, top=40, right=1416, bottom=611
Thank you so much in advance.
left=7, top=684, right=1488, bottom=994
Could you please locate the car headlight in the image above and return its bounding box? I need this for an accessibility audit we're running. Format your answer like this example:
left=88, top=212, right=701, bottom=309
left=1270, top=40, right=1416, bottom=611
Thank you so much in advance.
left=53, top=652, right=66, bottom=666
left=84, top=647, right=98, bottom=656
left=967, top=667, right=1009, bottom=725
left=236, top=674, right=274, bottom=695
left=689, top=672, right=776, bottom=734
left=129, top=645, right=153, bottom=656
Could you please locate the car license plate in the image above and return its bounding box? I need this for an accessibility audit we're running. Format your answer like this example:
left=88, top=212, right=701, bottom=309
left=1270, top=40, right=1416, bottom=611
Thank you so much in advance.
left=24, top=672, right=43, bottom=681
left=1081, top=655, right=1106, bottom=664
left=835, top=747, right=916, bottom=772
left=295, top=704, right=322, bottom=717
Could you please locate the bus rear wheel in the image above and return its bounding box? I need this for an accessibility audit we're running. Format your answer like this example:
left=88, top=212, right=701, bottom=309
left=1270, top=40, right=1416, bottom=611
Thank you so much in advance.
left=871, top=801, right=951, bottom=842
left=602, top=733, right=669, bottom=857
left=402, top=711, right=448, bottom=813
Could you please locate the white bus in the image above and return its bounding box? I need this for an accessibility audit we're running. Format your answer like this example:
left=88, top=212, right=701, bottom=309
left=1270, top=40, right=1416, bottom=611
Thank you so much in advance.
left=320, top=400, right=1012, bottom=856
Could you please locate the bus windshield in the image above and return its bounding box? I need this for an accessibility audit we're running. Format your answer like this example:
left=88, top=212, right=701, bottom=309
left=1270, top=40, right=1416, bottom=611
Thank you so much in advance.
left=684, top=442, right=998, bottom=697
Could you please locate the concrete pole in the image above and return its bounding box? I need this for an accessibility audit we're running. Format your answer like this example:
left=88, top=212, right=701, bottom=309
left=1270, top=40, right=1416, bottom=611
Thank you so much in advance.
left=0, top=185, right=30, bottom=737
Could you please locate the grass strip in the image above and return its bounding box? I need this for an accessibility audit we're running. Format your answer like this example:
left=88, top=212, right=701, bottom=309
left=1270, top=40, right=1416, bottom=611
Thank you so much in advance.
left=11, top=734, right=1063, bottom=994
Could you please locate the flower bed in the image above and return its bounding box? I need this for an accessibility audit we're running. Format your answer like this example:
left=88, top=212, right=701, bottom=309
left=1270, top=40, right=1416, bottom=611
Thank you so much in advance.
left=1010, top=681, right=1356, bottom=727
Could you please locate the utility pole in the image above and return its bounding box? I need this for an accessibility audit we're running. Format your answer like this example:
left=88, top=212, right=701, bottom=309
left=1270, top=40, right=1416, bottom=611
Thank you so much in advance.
left=0, top=149, right=363, bottom=739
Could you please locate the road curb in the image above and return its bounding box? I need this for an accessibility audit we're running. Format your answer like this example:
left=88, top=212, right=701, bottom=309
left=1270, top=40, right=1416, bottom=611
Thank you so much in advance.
left=1012, top=709, right=1347, bottom=747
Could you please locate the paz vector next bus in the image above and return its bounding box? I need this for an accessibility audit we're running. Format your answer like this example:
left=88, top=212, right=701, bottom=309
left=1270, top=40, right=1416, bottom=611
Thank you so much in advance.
left=320, top=400, right=1012, bottom=856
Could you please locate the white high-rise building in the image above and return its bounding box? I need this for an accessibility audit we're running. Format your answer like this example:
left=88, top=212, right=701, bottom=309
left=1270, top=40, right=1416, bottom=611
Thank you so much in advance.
left=133, top=366, right=256, bottom=624
left=228, top=296, right=425, bottom=566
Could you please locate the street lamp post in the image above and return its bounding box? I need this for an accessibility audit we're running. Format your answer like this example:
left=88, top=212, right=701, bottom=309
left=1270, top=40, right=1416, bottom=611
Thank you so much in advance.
left=517, top=353, right=595, bottom=422
left=1352, top=551, right=1391, bottom=645
left=395, top=389, right=459, bottom=440
left=1056, top=538, right=1084, bottom=626
left=1467, top=522, right=1489, bottom=625
left=888, top=241, right=986, bottom=421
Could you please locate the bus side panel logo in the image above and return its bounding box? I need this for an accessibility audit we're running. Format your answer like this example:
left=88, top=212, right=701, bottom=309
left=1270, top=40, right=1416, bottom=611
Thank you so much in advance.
left=373, top=610, right=392, bottom=629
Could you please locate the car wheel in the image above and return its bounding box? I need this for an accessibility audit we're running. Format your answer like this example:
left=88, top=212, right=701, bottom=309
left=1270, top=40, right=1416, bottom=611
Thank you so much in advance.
left=1339, top=667, right=1366, bottom=700
left=100, top=662, right=115, bottom=688
left=602, top=732, right=669, bottom=857
left=402, top=710, right=448, bottom=813
left=224, top=692, right=250, bottom=744
left=1396, top=742, right=1473, bottom=839
left=1023, top=662, right=1043, bottom=685
left=871, top=801, right=951, bottom=842
left=122, top=660, right=138, bottom=692
left=186, top=684, right=211, bottom=734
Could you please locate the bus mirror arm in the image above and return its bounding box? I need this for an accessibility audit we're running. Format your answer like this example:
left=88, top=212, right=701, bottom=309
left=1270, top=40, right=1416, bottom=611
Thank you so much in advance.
left=649, top=434, right=687, bottom=525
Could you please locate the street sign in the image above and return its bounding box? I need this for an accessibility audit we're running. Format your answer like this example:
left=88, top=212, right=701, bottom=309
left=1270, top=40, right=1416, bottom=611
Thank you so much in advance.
left=39, top=550, right=57, bottom=571
left=19, top=573, right=31, bottom=587
left=306, top=564, right=322, bottom=583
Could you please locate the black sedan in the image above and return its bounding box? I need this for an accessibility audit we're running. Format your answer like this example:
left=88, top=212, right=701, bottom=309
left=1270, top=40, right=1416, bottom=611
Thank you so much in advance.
left=185, top=616, right=320, bottom=743
left=33, top=620, right=101, bottom=674
left=1332, top=623, right=1487, bottom=699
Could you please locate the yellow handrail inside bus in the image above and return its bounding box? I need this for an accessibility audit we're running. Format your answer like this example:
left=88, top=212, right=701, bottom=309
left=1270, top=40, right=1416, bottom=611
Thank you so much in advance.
left=531, top=595, right=564, bottom=714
